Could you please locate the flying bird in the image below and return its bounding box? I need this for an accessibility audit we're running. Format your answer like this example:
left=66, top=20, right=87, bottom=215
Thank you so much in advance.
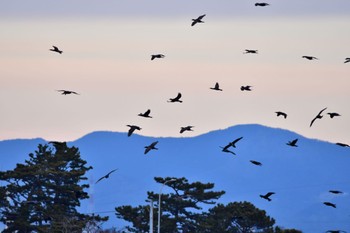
left=144, top=141, right=158, bottom=154
left=95, top=169, right=118, bottom=184
left=329, top=190, right=343, bottom=194
left=250, top=160, right=262, bottom=166
left=275, top=111, right=287, bottom=119
left=327, top=112, right=341, bottom=118
left=151, top=54, right=165, bottom=60
left=241, top=86, right=252, bottom=91
left=326, top=230, right=347, bottom=233
left=323, top=202, right=336, bottom=208
left=244, top=49, right=258, bottom=54
left=191, top=14, right=206, bottom=27
left=126, top=125, right=141, bottom=137
left=344, top=58, right=350, bottom=63
left=310, top=107, right=327, bottom=127
left=210, top=82, right=223, bottom=91
left=180, top=126, right=194, bottom=134
left=302, top=55, right=318, bottom=60
left=335, top=142, right=349, bottom=147
left=138, top=109, right=152, bottom=118
left=168, top=93, right=183, bottom=103
left=255, top=3, right=270, bottom=6
left=260, top=192, right=275, bottom=201
left=50, top=46, right=63, bottom=54
left=56, top=90, right=79, bottom=95
left=287, top=138, right=298, bottom=147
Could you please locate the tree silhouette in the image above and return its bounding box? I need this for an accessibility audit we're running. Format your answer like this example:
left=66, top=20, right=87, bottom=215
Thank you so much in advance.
left=116, top=177, right=225, bottom=232
left=199, top=201, right=275, bottom=233
left=0, top=143, right=107, bottom=232
left=115, top=177, right=300, bottom=233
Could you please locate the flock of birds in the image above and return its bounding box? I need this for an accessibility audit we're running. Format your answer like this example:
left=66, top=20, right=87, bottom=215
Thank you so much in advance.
left=46, top=3, right=349, bottom=232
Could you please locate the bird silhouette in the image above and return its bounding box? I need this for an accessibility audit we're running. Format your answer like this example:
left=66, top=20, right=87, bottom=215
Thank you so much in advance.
left=191, top=14, right=206, bottom=26
left=138, top=109, right=152, bottom=118
left=126, top=125, right=141, bottom=137
left=56, top=90, right=79, bottom=95
left=327, top=112, right=341, bottom=118
left=168, top=93, right=183, bottom=103
left=335, top=142, right=349, bottom=147
left=95, top=169, right=118, bottom=184
left=329, top=190, right=343, bottom=194
left=260, top=192, right=275, bottom=201
left=275, top=111, right=287, bottom=119
left=287, top=138, right=298, bottom=147
left=310, top=107, right=327, bottom=127
left=255, top=3, right=270, bottom=6
left=344, top=58, right=350, bottom=63
left=144, top=141, right=158, bottom=154
left=250, top=160, right=262, bottom=166
left=180, top=126, right=194, bottom=134
left=241, top=86, right=252, bottom=91
left=302, top=55, right=318, bottom=60
left=151, top=54, right=165, bottom=60
left=50, top=46, right=63, bottom=54
left=210, top=82, right=223, bottom=91
left=244, top=49, right=258, bottom=54
left=323, top=202, right=336, bottom=208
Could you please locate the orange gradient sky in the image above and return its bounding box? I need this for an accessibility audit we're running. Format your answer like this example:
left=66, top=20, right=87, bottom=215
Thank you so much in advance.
left=0, top=0, right=350, bottom=143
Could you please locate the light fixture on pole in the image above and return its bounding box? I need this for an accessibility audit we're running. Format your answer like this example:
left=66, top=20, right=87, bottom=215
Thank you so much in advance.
left=157, top=178, right=177, bottom=233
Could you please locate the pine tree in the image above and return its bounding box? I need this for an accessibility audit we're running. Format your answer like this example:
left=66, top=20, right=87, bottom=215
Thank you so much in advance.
left=116, top=177, right=225, bottom=233
left=0, top=143, right=107, bottom=232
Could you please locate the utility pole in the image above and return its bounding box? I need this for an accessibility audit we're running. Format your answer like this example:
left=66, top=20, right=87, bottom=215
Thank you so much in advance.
left=149, top=199, right=154, bottom=233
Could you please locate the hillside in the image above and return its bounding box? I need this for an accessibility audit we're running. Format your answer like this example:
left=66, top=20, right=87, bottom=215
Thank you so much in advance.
left=1, top=124, right=349, bottom=231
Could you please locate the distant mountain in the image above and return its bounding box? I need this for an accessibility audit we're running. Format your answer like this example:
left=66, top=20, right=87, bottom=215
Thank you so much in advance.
left=1, top=124, right=350, bottom=232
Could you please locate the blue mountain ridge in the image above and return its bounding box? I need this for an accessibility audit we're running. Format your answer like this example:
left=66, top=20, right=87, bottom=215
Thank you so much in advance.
left=1, top=124, right=349, bottom=232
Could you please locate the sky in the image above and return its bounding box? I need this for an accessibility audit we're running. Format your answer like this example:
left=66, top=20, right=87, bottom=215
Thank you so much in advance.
left=1, top=0, right=350, bottom=144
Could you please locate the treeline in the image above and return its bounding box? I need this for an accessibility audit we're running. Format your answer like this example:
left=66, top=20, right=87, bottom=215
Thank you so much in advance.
left=0, top=143, right=301, bottom=232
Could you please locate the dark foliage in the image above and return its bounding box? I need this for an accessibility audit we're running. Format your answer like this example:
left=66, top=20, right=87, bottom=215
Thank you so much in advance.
left=0, top=143, right=107, bottom=232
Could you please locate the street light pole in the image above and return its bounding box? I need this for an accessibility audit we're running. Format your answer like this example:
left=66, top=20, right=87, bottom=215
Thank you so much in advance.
left=157, top=179, right=176, bottom=233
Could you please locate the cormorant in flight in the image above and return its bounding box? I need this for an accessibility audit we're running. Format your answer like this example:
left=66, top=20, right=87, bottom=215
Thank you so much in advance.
left=57, top=90, right=79, bottom=95
left=250, top=160, right=262, bottom=166
left=335, top=142, right=349, bottom=147
left=50, top=46, right=63, bottom=54
left=329, top=190, right=343, bottom=194
left=275, top=111, right=287, bottom=119
left=151, top=54, right=165, bottom=60
left=287, top=139, right=298, bottom=147
left=260, top=192, right=275, bottom=201
left=241, top=86, right=252, bottom=91
left=310, top=107, right=327, bottom=127
left=144, top=141, right=158, bottom=154
left=180, top=126, right=194, bottom=134
left=302, top=56, right=318, bottom=60
left=327, top=112, right=340, bottom=118
left=210, top=82, right=223, bottom=91
left=255, top=3, right=270, bottom=6
left=138, top=109, right=152, bottom=118
left=244, top=49, right=258, bottom=54
left=323, top=202, right=336, bottom=208
left=168, top=93, right=183, bottom=103
left=191, top=14, right=206, bottom=27
left=96, top=169, right=118, bottom=184
left=127, top=125, right=141, bottom=137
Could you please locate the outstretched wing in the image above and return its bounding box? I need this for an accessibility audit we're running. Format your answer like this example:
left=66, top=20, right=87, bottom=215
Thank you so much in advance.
left=197, top=14, right=206, bottom=20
